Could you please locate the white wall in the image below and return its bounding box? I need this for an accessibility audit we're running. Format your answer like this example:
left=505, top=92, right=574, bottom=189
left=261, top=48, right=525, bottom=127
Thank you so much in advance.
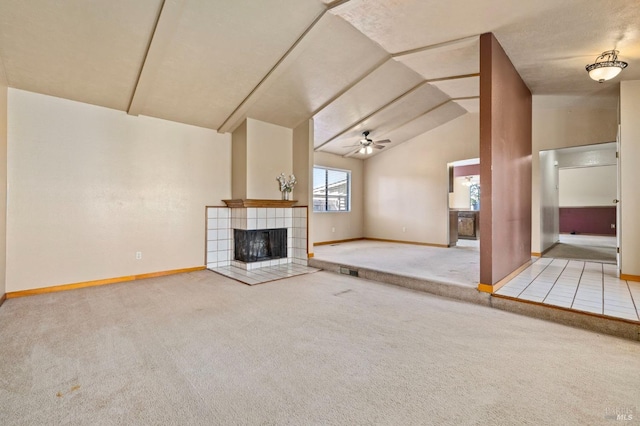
left=532, top=95, right=617, bottom=253
left=538, top=149, right=559, bottom=252
left=0, top=80, right=7, bottom=297
left=556, top=144, right=616, bottom=168
left=246, top=118, right=292, bottom=199
left=559, top=165, right=616, bottom=207
left=231, top=120, right=248, bottom=199
left=292, top=119, right=314, bottom=253
left=620, top=81, right=640, bottom=277
left=7, top=89, right=231, bottom=292
left=292, top=119, right=313, bottom=208
left=364, top=113, right=479, bottom=245
left=312, top=151, right=364, bottom=244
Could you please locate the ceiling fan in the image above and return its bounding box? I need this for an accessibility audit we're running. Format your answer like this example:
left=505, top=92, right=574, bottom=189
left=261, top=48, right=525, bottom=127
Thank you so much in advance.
left=344, top=131, right=391, bottom=156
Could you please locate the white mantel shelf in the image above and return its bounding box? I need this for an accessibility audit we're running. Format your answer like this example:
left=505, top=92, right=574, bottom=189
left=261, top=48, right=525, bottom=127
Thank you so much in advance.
left=222, top=199, right=298, bottom=208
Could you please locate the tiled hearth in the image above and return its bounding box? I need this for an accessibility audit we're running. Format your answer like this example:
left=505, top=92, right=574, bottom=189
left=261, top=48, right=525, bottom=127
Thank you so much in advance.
left=206, top=205, right=315, bottom=284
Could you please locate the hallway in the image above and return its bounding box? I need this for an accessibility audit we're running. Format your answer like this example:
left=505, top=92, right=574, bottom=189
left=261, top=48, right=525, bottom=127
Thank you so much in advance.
left=542, top=234, right=616, bottom=263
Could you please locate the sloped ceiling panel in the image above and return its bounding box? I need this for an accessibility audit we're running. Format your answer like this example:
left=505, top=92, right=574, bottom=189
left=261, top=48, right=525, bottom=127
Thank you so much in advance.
left=383, top=101, right=467, bottom=145
left=138, top=0, right=326, bottom=129
left=313, top=58, right=424, bottom=147
left=0, top=0, right=162, bottom=111
left=430, top=76, right=479, bottom=98
left=331, top=0, right=569, bottom=54
left=320, top=83, right=451, bottom=156
left=242, top=13, right=389, bottom=130
left=454, top=98, right=480, bottom=113
left=394, top=37, right=479, bottom=80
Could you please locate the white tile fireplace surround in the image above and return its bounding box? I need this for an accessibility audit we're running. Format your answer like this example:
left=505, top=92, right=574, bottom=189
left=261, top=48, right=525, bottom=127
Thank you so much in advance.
left=206, top=205, right=308, bottom=271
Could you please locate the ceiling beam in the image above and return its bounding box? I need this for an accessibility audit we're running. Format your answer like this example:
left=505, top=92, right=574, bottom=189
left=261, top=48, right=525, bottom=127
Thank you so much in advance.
left=391, top=35, right=479, bottom=58
left=427, top=73, right=479, bottom=83
left=452, top=96, right=480, bottom=101
left=216, top=0, right=355, bottom=133
left=339, top=99, right=450, bottom=158
left=314, top=73, right=478, bottom=151
left=372, top=99, right=453, bottom=140
left=314, top=80, right=429, bottom=151
left=325, top=0, right=353, bottom=10
left=216, top=10, right=329, bottom=133
left=127, top=0, right=187, bottom=116
left=340, top=96, right=478, bottom=158
left=291, top=56, right=392, bottom=130
left=374, top=95, right=478, bottom=139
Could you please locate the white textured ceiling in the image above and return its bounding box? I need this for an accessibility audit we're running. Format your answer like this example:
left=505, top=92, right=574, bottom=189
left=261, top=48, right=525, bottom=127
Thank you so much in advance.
left=0, top=0, right=637, bottom=158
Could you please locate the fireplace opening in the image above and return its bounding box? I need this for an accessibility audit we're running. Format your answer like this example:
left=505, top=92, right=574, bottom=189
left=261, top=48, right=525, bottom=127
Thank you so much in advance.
left=234, top=228, right=287, bottom=263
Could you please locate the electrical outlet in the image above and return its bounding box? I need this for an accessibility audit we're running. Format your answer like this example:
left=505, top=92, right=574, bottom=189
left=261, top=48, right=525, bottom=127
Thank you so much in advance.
left=331, top=227, right=335, bottom=233
left=136, top=251, right=142, bottom=260
left=402, top=227, right=406, bottom=232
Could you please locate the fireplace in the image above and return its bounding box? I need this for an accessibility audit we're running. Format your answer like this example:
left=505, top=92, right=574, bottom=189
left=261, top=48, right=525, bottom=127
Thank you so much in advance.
left=206, top=204, right=307, bottom=271
left=234, top=228, right=287, bottom=263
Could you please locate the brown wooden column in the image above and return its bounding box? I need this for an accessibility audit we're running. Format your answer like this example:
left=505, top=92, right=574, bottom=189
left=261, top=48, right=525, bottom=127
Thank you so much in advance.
left=478, top=33, right=532, bottom=292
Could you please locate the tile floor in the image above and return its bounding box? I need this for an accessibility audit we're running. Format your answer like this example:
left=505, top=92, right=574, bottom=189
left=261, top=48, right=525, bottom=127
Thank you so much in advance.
left=210, top=263, right=320, bottom=285
left=496, top=257, right=640, bottom=322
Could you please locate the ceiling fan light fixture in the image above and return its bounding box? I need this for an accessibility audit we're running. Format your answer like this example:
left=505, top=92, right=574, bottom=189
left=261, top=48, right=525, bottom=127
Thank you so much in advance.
left=345, top=130, right=389, bottom=157
left=586, top=50, right=628, bottom=83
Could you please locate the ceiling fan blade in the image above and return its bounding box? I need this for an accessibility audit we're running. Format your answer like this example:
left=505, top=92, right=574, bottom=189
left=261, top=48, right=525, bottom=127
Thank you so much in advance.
left=372, top=144, right=385, bottom=149
left=374, top=139, right=391, bottom=144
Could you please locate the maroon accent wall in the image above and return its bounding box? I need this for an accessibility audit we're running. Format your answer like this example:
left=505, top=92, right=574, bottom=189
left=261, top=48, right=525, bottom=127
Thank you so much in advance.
left=479, top=33, right=532, bottom=286
left=454, top=164, right=480, bottom=177
left=559, top=207, right=616, bottom=236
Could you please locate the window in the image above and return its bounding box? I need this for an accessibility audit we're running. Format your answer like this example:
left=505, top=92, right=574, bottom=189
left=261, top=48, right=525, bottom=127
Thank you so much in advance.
left=313, top=166, right=350, bottom=212
left=469, top=183, right=480, bottom=211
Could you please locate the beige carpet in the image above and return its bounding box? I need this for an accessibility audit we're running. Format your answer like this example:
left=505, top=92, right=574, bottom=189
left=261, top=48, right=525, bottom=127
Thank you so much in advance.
left=313, top=239, right=480, bottom=288
left=543, top=234, right=617, bottom=263
left=0, top=270, right=638, bottom=425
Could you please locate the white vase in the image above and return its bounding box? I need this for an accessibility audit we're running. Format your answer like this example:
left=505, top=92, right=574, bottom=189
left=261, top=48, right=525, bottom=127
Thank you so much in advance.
left=282, top=191, right=290, bottom=201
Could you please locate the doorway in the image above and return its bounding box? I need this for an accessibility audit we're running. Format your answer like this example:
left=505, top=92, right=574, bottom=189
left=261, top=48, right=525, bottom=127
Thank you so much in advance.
left=448, top=158, right=480, bottom=247
left=539, top=142, right=618, bottom=264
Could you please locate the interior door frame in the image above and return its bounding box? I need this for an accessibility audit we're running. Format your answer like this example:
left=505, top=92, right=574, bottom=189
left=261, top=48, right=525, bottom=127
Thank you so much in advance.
left=616, top=124, right=622, bottom=271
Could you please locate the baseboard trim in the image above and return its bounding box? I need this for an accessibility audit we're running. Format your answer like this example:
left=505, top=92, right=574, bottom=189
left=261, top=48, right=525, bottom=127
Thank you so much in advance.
left=0, top=293, right=6, bottom=307
left=559, top=232, right=616, bottom=237
left=364, top=238, right=449, bottom=249
left=540, top=241, right=560, bottom=257
left=621, top=273, right=640, bottom=282
left=477, top=259, right=535, bottom=294
left=477, top=283, right=493, bottom=293
left=313, top=237, right=449, bottom=249
left=314, top=238, right=364, bottom=246
left=6, top=266, right=206, bottom=299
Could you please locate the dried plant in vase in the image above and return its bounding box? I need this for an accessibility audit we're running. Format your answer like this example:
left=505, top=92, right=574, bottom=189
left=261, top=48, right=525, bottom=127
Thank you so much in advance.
left=276, top=173, right=296, bottom=200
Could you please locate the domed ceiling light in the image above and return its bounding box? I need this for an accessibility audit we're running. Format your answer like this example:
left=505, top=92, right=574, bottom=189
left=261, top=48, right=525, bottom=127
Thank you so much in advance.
left=586, top=50, right=628, bottom=83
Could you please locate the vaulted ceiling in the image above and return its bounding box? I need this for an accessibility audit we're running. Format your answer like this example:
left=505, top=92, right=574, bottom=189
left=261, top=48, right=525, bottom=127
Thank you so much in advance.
left=0, top=0, right=638, bottom=158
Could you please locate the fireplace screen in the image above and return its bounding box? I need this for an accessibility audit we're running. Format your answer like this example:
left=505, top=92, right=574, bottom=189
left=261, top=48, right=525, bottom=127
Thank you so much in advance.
left=234, top=228, right=287, bottom=263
